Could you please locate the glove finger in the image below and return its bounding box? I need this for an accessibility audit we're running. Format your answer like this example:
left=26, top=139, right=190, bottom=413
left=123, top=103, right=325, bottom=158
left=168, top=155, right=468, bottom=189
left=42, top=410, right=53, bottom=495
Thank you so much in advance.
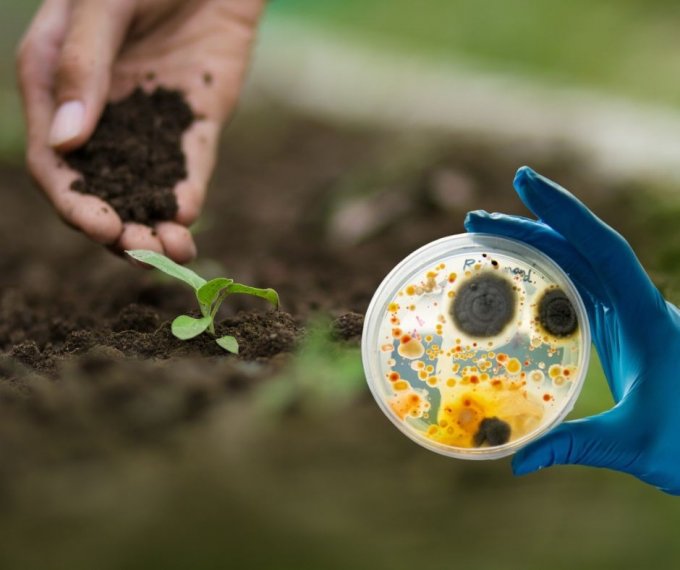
left=512, top=405, right=636, bottom=474
left=465, top=210, right=630, bottom=401
left=513, top=167, right=659, bottom=313
left=464, top=210, right=603, bottom=318
left=464, top=210, right=636, bottom=403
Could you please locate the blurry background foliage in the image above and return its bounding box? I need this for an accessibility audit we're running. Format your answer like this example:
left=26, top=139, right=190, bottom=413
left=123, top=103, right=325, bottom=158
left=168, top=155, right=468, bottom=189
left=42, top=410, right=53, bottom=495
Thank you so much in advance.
left=268, top=0, right=680, bottom=106
left=5, top=0, right=680, bottom=160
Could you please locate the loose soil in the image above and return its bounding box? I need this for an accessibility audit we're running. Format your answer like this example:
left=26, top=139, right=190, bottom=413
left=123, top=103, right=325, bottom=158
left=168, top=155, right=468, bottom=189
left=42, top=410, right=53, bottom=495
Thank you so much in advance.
left=0, top=109, right=651, bottom=445
left=0, top=111, right=657, bottom=434
left=65, top=87, right=193, bottom=224
left=0, top=108, right=675, bottom=570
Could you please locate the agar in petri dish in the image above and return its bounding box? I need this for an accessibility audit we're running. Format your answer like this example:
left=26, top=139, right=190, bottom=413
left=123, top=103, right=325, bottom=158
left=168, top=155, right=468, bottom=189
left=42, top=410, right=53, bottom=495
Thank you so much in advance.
left=362, top=234, right=590, bottom=459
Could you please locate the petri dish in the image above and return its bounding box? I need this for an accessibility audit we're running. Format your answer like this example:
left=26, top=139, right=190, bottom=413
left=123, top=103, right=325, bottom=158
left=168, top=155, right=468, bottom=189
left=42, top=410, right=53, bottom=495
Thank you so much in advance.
left=362, top=233, right=590, bottom=459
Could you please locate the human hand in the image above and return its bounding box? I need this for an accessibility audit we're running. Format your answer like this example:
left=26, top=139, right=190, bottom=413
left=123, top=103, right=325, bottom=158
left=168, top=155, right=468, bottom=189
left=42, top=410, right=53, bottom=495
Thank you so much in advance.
left=465, top=166, right=680, bottom=495
left=17, top=0, right=266, bottom=263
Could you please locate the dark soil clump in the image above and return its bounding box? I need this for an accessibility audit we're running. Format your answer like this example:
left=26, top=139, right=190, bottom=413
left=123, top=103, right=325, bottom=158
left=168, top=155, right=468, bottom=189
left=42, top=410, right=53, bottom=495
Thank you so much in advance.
left=218, top=311, right=302, bottom=360
left=64, top=87, right=194, bottom=224
left=331, top=312, right=364, bottom=342
left=111, top=303, right=161, bottom=333
left=57, top=308, right=301, bottom=364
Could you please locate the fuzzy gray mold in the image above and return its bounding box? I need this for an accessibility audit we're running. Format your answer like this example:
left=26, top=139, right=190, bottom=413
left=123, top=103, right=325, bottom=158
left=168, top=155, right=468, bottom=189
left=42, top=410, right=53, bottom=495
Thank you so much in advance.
left=538, top=288, right=577, bottom=337
left=451, top=273, right=515, bottom=337
left=473, top=417, right=511, bottom=447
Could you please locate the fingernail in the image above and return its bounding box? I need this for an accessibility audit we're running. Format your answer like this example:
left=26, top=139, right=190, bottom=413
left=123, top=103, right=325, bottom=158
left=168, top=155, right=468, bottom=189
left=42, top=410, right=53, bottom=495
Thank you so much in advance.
left=187, top=239, right=198, bottom=261
left=49, top=101, right=85, bottom=147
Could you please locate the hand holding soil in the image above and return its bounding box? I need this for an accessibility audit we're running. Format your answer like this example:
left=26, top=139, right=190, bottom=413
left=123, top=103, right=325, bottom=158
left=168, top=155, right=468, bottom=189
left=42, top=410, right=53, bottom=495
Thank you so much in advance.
left=17, top=0, right=266, bottom=263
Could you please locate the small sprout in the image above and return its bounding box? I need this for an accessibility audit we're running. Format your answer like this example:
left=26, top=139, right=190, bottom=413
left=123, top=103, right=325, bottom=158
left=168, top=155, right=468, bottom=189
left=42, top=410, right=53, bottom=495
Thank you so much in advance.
left=216, top=335, right=239, bottom=354
left=127, top=250, right=279, bottom=354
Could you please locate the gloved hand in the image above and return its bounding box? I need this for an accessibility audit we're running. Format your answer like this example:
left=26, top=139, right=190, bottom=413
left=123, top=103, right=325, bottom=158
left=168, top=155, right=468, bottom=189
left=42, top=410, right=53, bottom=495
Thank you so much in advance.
left=464, top=166, right=680, bottom=495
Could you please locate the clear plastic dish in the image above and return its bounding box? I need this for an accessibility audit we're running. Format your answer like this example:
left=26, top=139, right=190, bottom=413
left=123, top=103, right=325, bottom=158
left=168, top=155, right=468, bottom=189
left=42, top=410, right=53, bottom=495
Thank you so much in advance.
left=362, top=233, right=591, bottom=459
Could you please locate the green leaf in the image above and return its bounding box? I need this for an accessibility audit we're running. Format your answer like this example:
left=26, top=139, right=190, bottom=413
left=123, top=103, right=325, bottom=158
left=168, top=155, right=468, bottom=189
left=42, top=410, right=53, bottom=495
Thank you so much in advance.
left=216, top=335, right=239, bottom=354
left=171, top=315, right=212, bottom=340
left=126, top=250, right=206, bottom=290
left=227, top=283, right=280, bottom=307
left=197, top=278, right=234, bottom=306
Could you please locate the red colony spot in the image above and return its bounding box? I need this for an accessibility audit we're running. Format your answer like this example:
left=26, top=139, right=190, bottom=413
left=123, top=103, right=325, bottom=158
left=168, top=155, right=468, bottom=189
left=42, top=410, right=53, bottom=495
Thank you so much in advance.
left=543, top=394, right=552, bottom=401
left=401, top=334, right=412, bottom=344
left=389, top=372, right=399, bottom=382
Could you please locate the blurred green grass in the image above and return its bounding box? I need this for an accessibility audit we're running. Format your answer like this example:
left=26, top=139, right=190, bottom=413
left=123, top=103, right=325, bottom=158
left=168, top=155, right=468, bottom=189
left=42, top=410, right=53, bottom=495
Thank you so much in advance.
left=0, top=0, right=37, bottom=163
left=5, top=0, right=680, bottom=161
left=268, top=0, right=680, bottom=106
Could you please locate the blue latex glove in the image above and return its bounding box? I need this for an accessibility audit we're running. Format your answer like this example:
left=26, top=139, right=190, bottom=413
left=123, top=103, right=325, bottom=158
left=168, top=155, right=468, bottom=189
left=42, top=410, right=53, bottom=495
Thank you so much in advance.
left=464, top=166, right=680, bottom=495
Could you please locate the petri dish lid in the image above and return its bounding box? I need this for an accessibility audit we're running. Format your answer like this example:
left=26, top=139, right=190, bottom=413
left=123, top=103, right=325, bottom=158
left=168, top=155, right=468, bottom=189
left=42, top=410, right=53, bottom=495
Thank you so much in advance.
left=362, top=233, right=591, bottom=459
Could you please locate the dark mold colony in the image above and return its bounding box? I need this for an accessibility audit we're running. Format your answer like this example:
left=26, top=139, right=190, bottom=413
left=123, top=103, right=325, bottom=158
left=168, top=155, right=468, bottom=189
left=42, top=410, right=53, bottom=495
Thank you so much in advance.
left=451, top=273, right=516, bottom=337
left=537, top=288, right=577, bottom=337
left=473, top=417, right=511, bottom=447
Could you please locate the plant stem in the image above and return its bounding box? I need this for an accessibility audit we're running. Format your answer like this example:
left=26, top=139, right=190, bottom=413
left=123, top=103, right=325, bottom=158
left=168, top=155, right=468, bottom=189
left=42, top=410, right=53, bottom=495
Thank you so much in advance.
left=208, top=291, right=230, bottom=337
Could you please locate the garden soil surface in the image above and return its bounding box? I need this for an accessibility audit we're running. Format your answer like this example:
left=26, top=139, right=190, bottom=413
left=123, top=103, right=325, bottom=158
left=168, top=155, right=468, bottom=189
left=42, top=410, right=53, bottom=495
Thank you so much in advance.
left=0, top=108, right=671, bottom=570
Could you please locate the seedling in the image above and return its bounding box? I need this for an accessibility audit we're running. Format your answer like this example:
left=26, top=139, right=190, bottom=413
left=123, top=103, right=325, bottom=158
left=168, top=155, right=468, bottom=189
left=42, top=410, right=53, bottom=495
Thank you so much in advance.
left=126, top=250, right=279, bottom=354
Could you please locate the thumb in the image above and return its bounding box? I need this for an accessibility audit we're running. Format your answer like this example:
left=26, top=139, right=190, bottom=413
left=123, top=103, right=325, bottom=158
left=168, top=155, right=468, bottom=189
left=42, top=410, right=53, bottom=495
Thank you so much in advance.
left=49, top=0, right=135, bottom=151
left=512, top=406, right=634, bottom=475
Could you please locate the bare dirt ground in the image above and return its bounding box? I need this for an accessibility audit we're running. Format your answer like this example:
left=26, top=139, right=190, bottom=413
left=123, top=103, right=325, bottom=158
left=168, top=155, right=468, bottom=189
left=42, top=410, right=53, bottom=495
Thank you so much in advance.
left=0, top=109, right=674, bottom=570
